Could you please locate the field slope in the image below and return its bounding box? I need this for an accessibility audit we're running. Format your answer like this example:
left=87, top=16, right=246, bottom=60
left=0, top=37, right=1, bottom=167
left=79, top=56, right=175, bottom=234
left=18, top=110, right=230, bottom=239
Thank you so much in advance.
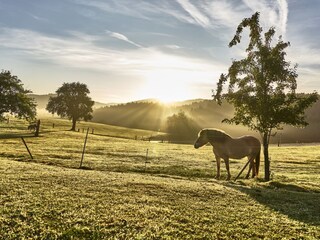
left=0, top=119, right=319, bottom=239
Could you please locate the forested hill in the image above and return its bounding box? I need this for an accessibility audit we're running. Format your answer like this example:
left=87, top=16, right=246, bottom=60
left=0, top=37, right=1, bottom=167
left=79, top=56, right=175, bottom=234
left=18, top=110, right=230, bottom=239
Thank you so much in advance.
left=92, top=98, right=320, bottom=144
left=29, top=94, right=320, bottom=143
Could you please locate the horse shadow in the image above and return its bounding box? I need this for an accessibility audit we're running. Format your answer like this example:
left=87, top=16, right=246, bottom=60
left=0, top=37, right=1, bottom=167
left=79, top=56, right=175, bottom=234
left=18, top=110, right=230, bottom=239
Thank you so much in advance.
left=226, top=181, right=320, bottom=226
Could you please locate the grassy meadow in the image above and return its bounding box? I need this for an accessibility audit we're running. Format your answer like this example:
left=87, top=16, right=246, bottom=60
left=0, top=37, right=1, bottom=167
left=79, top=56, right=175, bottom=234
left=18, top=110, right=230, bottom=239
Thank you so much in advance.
left=0, top=118, right=320, bottom=239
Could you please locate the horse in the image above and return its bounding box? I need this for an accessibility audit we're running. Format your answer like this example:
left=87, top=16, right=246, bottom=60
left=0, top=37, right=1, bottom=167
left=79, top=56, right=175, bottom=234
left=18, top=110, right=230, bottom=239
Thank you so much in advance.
left=27, top=123, right=37, bottom=132
left=194, top=128, right=260, bottom=180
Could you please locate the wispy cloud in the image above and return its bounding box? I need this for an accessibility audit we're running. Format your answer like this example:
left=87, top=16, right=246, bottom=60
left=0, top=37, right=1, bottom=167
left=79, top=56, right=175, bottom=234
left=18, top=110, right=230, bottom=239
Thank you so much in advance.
left=243, top=0, right=289, bottom=37
left=0, top=27, right=222, bottom=77
left=71, top=0, right=150, bottom=20
left=277, top=0, right=288, bottom=37
left=71, top=0, right=288, bottom=36
left=107, top=31, right=142, bottom=48
left=176, top=0, right=210, bottom=27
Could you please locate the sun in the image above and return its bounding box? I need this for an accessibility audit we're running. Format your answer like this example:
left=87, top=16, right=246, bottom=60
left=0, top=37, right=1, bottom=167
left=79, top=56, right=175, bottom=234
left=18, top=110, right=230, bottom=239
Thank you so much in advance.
left=139, top=70, right=193, bottom=103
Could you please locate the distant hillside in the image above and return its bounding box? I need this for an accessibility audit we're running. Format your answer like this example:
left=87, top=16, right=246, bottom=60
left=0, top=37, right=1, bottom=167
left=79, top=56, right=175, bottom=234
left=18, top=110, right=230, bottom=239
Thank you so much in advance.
left=92, top=98, right=320, bottom=144
left=93, top=102, right=171, bottom=131
left=29, top=94, right=57, bottom=109
left=29, top=94, right=110, bottom=116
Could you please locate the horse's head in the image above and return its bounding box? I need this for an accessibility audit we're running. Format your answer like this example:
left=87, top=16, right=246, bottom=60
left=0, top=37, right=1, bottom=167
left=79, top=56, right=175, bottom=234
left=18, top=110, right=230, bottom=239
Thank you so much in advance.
left=194, top=129, right=209, bottom=149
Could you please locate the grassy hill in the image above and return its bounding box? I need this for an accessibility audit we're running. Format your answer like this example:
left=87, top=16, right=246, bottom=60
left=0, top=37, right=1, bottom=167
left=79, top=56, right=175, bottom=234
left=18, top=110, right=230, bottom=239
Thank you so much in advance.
left=0, top=119, right=319, bottom=238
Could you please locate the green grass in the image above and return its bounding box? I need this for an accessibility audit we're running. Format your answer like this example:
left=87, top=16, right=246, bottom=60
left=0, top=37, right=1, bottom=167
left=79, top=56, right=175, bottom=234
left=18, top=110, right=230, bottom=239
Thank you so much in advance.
left=0, top=118, right=320, bottom=239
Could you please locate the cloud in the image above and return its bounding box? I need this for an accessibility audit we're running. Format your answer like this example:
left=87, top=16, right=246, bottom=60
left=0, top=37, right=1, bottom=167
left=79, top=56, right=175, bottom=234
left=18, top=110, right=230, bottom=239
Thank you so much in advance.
left=172, top=0, right=290, bottom=40
left=71, top=0, right=289, bottom=37
left=71, top=0, right=151, bottom=20
left=277, top=0, right=288, bottom=37
left=0, top=28, right=223, bottom=80
left=243, top=0, right=289, bottom=37
left=107, top=31, right=142, bottom=48
left=176, top=0, right=210, bottom=27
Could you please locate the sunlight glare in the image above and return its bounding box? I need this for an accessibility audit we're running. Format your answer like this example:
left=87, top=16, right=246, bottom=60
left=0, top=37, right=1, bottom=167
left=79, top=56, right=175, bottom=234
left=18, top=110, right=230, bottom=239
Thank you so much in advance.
left=140, top=70, right=193, bottom=103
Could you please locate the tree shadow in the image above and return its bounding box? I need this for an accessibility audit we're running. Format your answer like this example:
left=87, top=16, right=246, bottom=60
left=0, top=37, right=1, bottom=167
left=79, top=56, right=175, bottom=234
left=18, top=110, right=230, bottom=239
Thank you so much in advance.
left=227, top=181, right=320, bottom=226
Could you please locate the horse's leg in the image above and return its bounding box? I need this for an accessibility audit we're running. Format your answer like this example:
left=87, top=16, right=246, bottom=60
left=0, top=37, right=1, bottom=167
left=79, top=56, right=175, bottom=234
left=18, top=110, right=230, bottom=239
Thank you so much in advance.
left=245, top=158, right=252, bottom=179
left=224, top=157, right=231, bottom=180
left=251, top=158, right=256, bottom=178
left=245, top=156, right=256, bottom=178
left=246, top=156, right=256, bottom=179
left=214, top=154, right=221, bottom=179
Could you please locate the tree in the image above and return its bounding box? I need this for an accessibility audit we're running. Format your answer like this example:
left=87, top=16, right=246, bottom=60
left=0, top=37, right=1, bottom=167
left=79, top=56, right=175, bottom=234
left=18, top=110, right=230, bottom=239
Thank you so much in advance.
left=166, top=111, right=199, bottom=142
left=213, top=12, right=318, bottom=181
left=0, top=70, right=36, bottom=121
left=46, top=82, right=94, bottom=131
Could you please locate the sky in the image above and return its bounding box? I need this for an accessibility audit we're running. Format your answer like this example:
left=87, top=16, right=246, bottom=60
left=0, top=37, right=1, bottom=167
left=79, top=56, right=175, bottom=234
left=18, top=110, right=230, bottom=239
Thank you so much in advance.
left=0, top=0, right=319, bottom=103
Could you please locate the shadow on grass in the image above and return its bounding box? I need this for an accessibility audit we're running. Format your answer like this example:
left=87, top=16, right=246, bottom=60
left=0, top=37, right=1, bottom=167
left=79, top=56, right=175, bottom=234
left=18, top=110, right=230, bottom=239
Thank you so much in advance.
left=228, top=181, right=320, bottom=226
left=94, top=164, right=214, bottom=179
left=0, top=133, right=36, bottom=139
left=0, top=130, right=71, bottom=139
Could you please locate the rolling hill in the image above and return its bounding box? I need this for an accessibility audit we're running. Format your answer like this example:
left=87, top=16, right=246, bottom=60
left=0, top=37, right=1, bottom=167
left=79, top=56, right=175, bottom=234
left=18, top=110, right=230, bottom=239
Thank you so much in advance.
left=92, top=98, right=320, bottom=144
left=28, top=94, right=320, bottom=143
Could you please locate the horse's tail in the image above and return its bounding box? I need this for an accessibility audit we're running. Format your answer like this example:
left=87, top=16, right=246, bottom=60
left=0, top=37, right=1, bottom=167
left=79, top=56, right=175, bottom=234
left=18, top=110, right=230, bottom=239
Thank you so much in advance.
left=255, top=147, right=261, bottom=176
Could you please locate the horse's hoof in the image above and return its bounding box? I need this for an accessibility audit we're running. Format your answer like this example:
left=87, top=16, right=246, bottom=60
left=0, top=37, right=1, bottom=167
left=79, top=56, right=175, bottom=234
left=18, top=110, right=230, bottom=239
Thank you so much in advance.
left=215, top=175, right=220, bottom=180
left=226, top=176, right=231, bottom=181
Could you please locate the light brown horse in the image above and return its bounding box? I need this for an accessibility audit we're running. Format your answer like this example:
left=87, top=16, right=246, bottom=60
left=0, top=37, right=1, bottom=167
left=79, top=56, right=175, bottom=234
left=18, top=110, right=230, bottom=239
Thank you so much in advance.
left=194, top=128, right=260, bottom=180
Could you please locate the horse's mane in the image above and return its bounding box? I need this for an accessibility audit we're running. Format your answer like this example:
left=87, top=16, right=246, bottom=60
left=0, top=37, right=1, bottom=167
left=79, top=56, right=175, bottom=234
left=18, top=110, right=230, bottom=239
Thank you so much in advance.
left=202, top=128, right=232, bottom=143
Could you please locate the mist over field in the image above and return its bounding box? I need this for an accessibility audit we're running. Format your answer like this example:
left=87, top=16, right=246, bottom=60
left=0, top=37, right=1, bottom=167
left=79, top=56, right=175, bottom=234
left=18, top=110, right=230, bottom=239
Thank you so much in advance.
left=32, top=94, right=320, bottom=144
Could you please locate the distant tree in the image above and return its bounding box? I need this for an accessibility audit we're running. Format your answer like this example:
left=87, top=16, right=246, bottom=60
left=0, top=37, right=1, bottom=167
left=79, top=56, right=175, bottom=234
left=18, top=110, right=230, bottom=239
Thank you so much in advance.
left=46, top=82, right=94, bottom=131
left=166, top=111, right=199, bottom=142
left=0, top=70, right=36, bottom=121
left=213, top=12, right=318, bottom=181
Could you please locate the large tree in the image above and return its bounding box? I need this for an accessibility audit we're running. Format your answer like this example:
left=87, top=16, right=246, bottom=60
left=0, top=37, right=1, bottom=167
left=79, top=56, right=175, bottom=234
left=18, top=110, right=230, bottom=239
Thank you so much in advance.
left=46, top=82, right=94, bottom=131
left=166, top=111, right=199, bottom=142
left=0, top=70, right=36, bottom=121
left=213, top=12, right=318, bottom=181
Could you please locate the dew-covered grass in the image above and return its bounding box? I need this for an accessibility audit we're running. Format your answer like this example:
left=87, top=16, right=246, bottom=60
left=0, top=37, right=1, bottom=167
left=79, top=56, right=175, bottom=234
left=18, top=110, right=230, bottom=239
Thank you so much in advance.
left=0, top=118, right=319, bottom=239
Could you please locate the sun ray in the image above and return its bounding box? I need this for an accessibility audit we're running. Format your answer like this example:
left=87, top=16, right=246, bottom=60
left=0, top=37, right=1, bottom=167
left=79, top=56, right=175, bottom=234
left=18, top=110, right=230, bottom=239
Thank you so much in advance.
left=138, top=69, right=193, bottom=103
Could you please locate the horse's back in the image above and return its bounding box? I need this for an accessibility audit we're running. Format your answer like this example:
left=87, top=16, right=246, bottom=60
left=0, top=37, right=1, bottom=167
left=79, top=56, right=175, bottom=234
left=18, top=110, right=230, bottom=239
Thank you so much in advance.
left=239, top=135, right=260, bottom=147
left=224, top=135, right=260, bottom=159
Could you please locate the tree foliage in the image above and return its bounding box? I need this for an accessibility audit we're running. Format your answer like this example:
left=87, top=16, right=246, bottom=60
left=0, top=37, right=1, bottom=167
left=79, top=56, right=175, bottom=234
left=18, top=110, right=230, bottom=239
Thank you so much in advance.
left=46, top=82, right=94, bottom=131
left=213, top=12, right=318, bottom=180
left=166, top=111, right=199, bottom=142
left=0, top=70, right=36, bottom=121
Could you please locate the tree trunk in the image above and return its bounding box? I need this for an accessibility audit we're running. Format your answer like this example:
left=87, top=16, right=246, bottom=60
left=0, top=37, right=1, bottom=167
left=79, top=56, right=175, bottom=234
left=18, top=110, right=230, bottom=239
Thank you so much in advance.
left=263, top=132, right=270, bottom=181
left=35, top=119, right=40, bottom=137
left=71, top=117, right=77, bottom=131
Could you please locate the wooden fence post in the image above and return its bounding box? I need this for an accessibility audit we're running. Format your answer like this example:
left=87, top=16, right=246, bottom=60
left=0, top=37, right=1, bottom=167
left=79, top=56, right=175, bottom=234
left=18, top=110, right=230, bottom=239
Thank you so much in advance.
left=234, top=158, right=252, bottom=181
left=80, top=128, right=89, bottom=168
left=21, top=137, right=33, bottom=159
